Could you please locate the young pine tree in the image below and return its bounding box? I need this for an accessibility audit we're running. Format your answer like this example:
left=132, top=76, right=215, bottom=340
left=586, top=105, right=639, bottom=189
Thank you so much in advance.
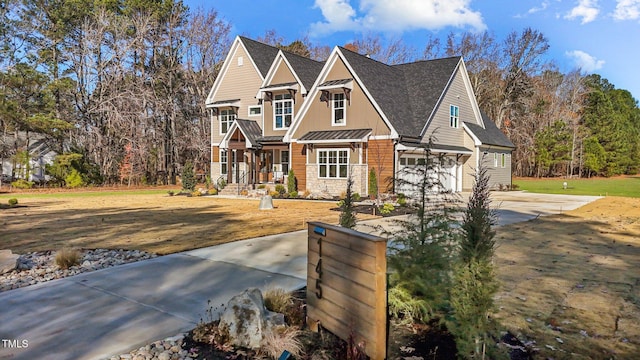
left=386, top=140, right=461, bottom=323
left=339, top=175, right=357, bottom=229
left=448, top=162, right=500, bottom=359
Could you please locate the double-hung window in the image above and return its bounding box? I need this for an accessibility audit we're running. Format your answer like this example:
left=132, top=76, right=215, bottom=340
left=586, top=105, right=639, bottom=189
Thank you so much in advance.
left=493, top=153, right=498, bottom=167
left=219, top=109, right=235, bottom=134
left=318, top=149, right=348, bottom=178
left=332, top=93, right=346, bottom=126
left=501, top=153, right=506, bottom=168
left=274, top=94, right=293, bottom=129
left=449, top=105, right=459, bottom=128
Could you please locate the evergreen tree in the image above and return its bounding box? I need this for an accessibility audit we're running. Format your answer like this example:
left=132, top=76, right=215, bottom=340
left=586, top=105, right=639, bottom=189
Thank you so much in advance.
left=448, top=162, right=500, bottom=358
left=386, top=141, right=460, bottom=323
left=181, top=161, right=196, bottom=191
left=338, top=175, right=357, bottom=229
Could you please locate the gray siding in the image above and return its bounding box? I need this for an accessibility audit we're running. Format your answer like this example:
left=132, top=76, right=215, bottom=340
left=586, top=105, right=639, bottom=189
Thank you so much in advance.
left=422, top=67, right=477, bottom=145
left=480, top=148, right=512, bottom=189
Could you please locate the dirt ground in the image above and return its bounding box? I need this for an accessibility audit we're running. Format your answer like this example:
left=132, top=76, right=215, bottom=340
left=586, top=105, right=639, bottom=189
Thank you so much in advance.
left=0, top=193, right=377, bottom=255
left=494, top=196, right=640, bottom=359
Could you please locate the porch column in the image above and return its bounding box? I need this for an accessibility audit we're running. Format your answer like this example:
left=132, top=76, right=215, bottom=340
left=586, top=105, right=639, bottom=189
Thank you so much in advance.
left=227, top=150, right=232, bottom=184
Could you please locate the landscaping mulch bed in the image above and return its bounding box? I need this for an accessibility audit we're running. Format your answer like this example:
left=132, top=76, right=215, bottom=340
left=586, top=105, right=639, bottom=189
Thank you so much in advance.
left=179, top=285, right=536, bottom=360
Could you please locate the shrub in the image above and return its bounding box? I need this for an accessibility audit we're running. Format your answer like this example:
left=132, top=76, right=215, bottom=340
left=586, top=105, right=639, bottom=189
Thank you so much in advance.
left=55, top=248, right=81, bottom=269
left=352, top=192, right=361, bottom=201
left=65, top=168, right=85, bottom=188
left=287, top=169, right=296, bottom=193
left=257, top=184, right=266, bottom=189
left=379, top=203, right=395, bottom=215
left=269, top=190, right=280, bottom=197
left=11, top=179, right=34, bottom=189
left=217, top=178, right=227, bottom=189
left=8, top=198, right=18, bottom=207
left=368, top=168, right=377, bottom=198
left=289, top=191, right=298, bottom=198
left=303, top=190, right=311, bottom=198
left=275, top=184, right=286, bottom=195
left=208, top=188, right=218, bottom=195
left=397, top=193, right=407, bottom=206
left=167, top=190, right=175, bottom=196
left=181, top=161, right=196, bottom=192
left=191, top=191, right=202, bottom=197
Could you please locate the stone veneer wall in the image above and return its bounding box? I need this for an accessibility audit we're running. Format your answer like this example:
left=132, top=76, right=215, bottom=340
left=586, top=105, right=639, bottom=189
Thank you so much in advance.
left=306, top=164, right=367, bottom=196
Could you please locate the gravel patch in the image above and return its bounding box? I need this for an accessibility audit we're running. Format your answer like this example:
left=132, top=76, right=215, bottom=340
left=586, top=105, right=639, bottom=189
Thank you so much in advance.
left=0, top=249, right=157, bottom=292
left=105, top=334, right=196, bottom=360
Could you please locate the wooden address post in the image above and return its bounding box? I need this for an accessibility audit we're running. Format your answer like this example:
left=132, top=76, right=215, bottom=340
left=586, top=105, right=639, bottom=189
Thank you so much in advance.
left=306, top=222, right=387, bottom=360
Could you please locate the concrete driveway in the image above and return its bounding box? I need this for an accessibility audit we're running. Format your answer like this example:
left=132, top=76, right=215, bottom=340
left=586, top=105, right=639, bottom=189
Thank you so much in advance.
left=0, top=192, right=600, bottom=360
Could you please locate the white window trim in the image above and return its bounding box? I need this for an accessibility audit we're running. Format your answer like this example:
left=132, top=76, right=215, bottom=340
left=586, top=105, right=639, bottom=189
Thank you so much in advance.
left=219, top=109, right=235, bottom=135
left=273, top=94, right=293, bottom=130
left=332, top=92, right=346, bottom=126
left=248, top=105, right=262, bottom=117
left=317, top=148, right=349, bottom=179
left=220, top=149, right=228, bottom=175
left=493, top=153, right=498, bottom=168
left=450, top=104, right=459, bottom=129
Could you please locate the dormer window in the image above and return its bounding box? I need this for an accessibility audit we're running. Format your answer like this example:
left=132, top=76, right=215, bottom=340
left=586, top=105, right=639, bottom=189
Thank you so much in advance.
left=274, top=93, right=293, bottom=130
left=332, top=93, right=346, bottom=126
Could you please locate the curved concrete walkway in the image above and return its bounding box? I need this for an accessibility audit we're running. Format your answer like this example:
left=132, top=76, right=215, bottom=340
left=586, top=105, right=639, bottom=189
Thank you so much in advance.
left=0, top=192, right=600, bottom=360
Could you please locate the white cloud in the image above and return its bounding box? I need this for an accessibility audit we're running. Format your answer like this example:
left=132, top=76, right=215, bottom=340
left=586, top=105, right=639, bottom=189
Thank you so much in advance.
left=613, top=0, right=640, bottom=20
left=566, top=50, right=605, bottom=72
left=310, top=0, right=486, bottom=36
left=565, top=0, right=600, bottom=24
left=528, top=1, right=550, bottom=15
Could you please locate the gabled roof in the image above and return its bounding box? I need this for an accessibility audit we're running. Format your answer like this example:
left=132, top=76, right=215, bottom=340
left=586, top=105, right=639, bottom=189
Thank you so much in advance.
left=338, top=47, right=412, bottom=136
left=393, top=57, right=461, bottom=136
left=281, top=51, right=324, bottom=92
left=337, top=48, right=462, bottom=138
left=239, top=36, right=280, bottom=78
left=464, top=113, right=515, bottom=149
left=221, top=119, right=264, bottom=149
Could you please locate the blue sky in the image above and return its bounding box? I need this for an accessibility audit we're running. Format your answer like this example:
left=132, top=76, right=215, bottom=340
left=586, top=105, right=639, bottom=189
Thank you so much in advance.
left=185, top=0, right=640, bottom=100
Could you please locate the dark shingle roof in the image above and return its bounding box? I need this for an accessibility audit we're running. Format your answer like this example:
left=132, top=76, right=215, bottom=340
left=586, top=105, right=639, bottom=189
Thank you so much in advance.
left=299, top=128, right=372, bottom=142
left=339, top=47, right=414, bottom=136
left=239, top=36, right=279, bottom=78
left=393, top=57, right=461, bottom=135
left=464, top=113, right=515, bottom=148
left=281, top=51, right=324, bottom=92
left=235, top=119, right=263, bottom=147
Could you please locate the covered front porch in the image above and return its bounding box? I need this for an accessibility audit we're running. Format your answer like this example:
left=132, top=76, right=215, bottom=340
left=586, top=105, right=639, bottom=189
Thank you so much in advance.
left=220, top=119, right=290, bottom=188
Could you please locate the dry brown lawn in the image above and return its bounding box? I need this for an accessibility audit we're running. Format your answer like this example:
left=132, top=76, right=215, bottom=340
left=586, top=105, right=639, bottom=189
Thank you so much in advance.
left=0, top=193, right=377, bottom=255
left=494, top=196, right=640, bottom=359
left=1, top=190, right=639, bottom=357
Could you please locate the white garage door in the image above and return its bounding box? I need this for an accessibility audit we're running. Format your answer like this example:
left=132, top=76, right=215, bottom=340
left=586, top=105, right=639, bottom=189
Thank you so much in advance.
left=396, top=155, right=458, bottom=195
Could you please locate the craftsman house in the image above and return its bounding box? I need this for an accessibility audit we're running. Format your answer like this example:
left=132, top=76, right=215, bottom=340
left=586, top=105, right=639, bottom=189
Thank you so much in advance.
left=206, top=36, right=514, bottom=196
left=206, top=36, right=323, bottom=189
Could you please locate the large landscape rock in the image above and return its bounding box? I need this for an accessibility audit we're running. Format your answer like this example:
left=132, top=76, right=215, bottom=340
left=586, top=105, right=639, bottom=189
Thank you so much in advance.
left=0, top=250, right=19, bottom=274
left=219, top=288, right=285, bottom=349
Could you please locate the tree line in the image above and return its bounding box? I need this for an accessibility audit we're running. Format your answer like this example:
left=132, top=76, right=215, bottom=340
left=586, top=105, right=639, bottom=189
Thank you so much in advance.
left=1, top=0, right=638, bottom=187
